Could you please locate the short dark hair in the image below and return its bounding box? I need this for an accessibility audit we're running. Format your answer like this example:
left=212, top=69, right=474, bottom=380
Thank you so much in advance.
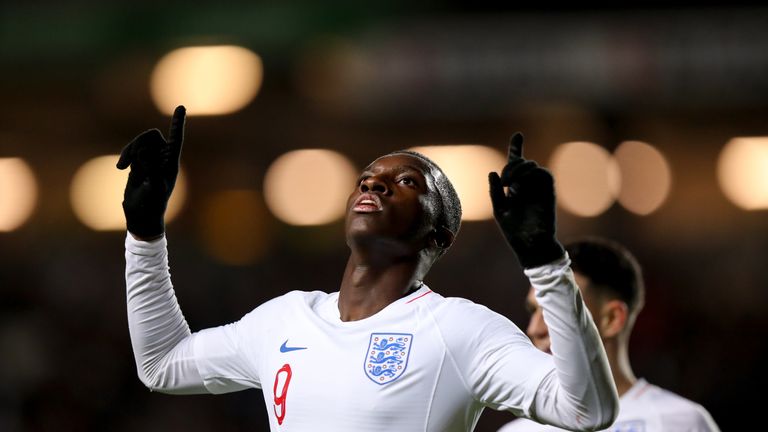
left=565, top=237, right=645, bottom=318
left=384, top=150, right=462, bottom=251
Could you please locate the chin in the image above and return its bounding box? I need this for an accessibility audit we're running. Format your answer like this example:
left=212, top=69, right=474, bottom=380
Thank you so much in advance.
left=347, top=215, right=382, bottom=236
left=346, top=219, right=384, bottom=245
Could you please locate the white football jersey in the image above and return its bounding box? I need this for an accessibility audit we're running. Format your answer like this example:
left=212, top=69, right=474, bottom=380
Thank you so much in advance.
left=125, top=234, right=618, bottom=432
left=192, top=286, right=555, bottom=431
left=497, top=378, right=720, bottom=432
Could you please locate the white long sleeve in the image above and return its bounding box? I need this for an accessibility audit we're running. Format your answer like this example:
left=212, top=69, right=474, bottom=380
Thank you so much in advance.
left=524, top=255, right=619, bottom=431
left=125, top=233, right=208, bottom=394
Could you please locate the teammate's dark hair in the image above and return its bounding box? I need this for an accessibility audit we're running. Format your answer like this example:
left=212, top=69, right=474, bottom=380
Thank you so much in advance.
left=385, top=150, right=462, bottom=255
left=565, top=237, right=645, bottom=317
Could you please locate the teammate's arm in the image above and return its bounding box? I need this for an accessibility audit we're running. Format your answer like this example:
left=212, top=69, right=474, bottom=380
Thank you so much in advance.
left=488, top=133, right=619, bottom=429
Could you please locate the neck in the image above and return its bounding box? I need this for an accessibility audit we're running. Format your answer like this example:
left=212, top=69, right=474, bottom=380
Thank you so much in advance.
left=603, top=336, right=637, bottom=397
left=337, top=248, right=423, bottom=322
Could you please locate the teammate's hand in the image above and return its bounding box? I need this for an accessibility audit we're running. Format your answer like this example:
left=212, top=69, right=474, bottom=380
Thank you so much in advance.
left=116, top=105, right=186, bottom=239
left=488, top=133, right=564, bottom=268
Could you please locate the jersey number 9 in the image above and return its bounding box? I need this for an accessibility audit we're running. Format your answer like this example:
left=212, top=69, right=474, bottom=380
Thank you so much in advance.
left=273, top=363, right=293, bottom=425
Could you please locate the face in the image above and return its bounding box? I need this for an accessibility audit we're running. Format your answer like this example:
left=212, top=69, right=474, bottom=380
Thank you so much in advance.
left=345, top=154, right=440, bottom=249
left=525, top=272, right=593, bottom=354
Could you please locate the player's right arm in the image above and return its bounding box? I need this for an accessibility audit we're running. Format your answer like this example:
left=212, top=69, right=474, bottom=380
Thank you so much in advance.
left=125, top=231, right=264, bottom=394
left=119, top=107, right=258, bottom=394
left=117, top=106, right=208, bottom=394
left=125, top=233, right=206, bottom=394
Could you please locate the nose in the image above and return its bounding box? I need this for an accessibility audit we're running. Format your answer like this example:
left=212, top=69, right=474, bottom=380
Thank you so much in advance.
left=360, top=176, right=389, bottom=195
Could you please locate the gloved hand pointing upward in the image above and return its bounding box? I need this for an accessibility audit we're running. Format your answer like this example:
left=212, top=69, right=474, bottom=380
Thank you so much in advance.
left=117, top=105, right=186, bottom=239
left=489, top=133, right=564, bottom=268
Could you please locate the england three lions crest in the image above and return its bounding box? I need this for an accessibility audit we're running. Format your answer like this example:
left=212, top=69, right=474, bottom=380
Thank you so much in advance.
left=364, top=333, right=413, bottom=385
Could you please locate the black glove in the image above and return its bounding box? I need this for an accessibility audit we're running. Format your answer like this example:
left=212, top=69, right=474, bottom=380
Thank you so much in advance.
left=116, top=105, right=186, bottom=238
left=488, top=132, right=564, bottom=268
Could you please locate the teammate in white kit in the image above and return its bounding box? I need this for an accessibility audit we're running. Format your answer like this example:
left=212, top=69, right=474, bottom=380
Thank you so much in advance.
left=117, top=106, right=619, bottom=431
left=498, top=238, right=720, bottom=432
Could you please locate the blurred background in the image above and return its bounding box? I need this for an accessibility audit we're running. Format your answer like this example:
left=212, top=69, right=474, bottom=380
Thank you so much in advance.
left=1, top=1, right=767, bottom=430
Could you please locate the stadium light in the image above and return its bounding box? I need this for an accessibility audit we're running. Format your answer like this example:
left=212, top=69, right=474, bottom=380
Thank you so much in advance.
left=264, top=149, right=357, bottom=226
left=408, top=145, right=506, bottom=221
left=0, top=158, right=37, bottom=232
left=718, top=137, right=768, bottom=210
left=613, top=141, right=672, bottom=215
left=549, top=142, right=619, bottom=217
left=151, top=45, right=263, bottom=116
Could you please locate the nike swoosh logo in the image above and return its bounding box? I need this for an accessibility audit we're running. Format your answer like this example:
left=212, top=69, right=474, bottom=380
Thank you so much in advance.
left=280, top=340, right=307, bottom=353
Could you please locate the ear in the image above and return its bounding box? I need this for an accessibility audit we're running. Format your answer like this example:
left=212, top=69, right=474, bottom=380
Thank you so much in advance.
left=430, top=226, right=455, bottom=250
left=598, top=299, right=629, bottom=339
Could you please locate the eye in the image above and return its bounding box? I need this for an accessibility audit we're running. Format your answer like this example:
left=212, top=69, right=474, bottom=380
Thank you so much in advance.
left=397, top=176, right=416, bottom=186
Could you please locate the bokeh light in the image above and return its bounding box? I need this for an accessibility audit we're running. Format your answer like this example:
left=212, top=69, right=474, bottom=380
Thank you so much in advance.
left=200, top=190, right=270, bottom=266
left=150, top=45, right=263, bottom=116
left=264, top=149, right=357, bottom=225
left=613, top=141, right=672, bottom=215
left=0, top=158, right=38, bottom=232
left=549, top=141, right=619, bottom=217
left=718, top=137, right=768, bottom=210
left=70, top=155, right=187, bottom=231
left=409, top=145, right=506, bottom=221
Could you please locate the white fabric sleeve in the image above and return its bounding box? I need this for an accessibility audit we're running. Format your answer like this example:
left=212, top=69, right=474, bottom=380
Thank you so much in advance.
left=125, top=233, right=207, bottom=394
left=524, top=254, right=619, bottom=430
left=192, top=311, right=264, bottom=393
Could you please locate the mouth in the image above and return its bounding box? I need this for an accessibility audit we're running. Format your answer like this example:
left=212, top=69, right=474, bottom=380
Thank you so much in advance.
left=352, top=193, right=383, bottom=213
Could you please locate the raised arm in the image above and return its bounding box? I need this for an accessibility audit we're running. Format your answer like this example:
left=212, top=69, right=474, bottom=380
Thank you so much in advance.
left=124, top=234, right=206, bottom=394
left=489, top=133, right=619, bottom=430
left=118, top=106, right=207, bottom=394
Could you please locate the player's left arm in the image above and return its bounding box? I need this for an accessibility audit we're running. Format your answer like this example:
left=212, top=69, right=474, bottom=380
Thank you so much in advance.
left=488, top=133, right=619, bottom=430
